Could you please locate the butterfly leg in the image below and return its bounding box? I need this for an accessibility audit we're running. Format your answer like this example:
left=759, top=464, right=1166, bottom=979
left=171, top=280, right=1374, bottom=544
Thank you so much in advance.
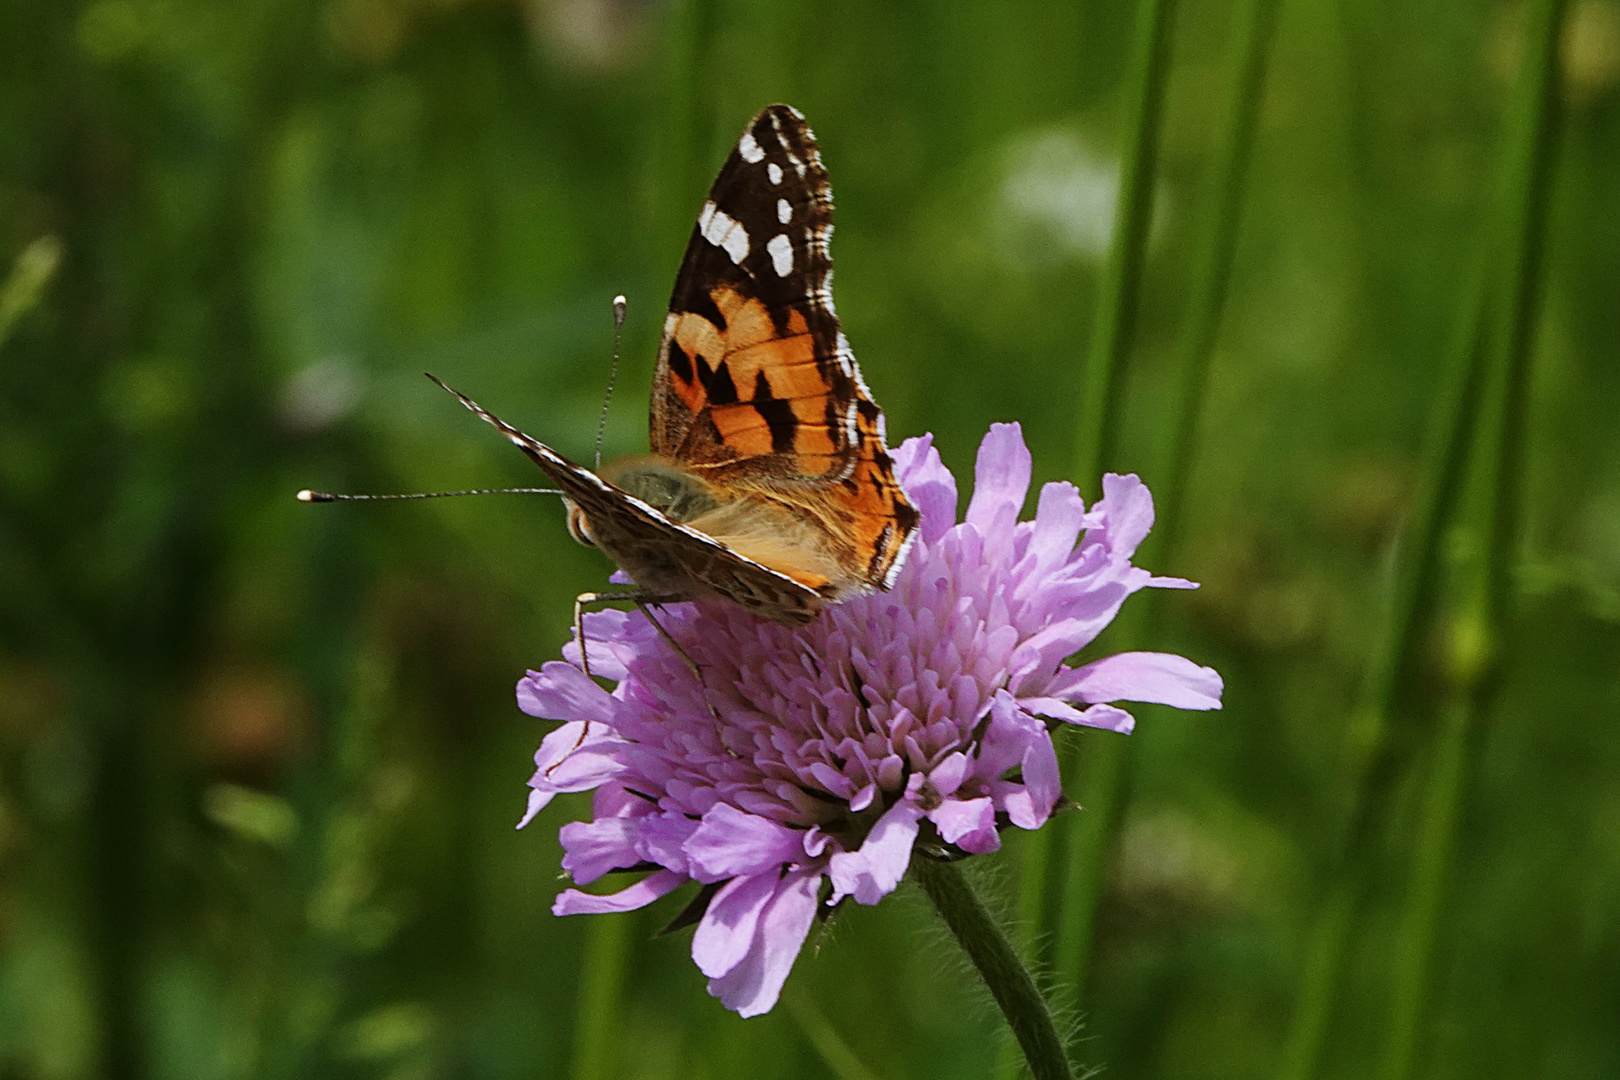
left=629, top=599, right=738, bottom=756
left=572, top=591, right=730, bottom=748
left=573, top=589, right=708, bottom=689
left=572, top=591, right=612, bottom=681
left=573, top=588, right=678, bottom=680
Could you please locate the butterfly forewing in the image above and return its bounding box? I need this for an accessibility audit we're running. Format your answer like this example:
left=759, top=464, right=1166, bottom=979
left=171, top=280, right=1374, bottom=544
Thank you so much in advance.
left=652, top=106, right=856, bottom=476
left=650, top=105, right=918, bottom=595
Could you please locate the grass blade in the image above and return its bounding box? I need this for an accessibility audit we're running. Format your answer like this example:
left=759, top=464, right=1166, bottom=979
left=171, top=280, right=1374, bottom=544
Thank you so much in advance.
left=1381, top=0, right=1567, bottom=1075
left=1278, top=0, right=1569, bottom=1076
left=1012, top=0, right=1179, bottom=1037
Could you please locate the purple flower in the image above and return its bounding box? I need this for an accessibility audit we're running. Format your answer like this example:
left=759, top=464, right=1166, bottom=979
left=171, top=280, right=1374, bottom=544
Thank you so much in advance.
left=515, top=424, right=1222, bottom=1016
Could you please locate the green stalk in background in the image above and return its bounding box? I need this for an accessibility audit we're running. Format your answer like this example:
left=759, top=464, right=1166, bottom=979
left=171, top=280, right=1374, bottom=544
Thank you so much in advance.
left=570, top=914, right=634, bottom=1080
left=784, top=989, right=884, bottom=1080
left=1054, top=0, right=1283, bottom=1005
left=1276, top=0, right=1569, bottom=1076
left=1072, top=0, right=1177, bottom=492
left=1012, top=0, right=1178, bottom=981
left=1272, top=181, right=1494, bottom=1080
left=654, top=0, right=721, bottom=279
left=1152, top=0, right=1281, bottom=566
left=1381, top=0, right=1567, bottom=1076
left=0, top=235, right=62, bottom=351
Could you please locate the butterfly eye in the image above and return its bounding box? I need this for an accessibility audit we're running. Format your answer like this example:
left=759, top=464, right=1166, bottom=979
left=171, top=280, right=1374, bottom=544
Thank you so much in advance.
left=566, top=503, right=596, bottom=547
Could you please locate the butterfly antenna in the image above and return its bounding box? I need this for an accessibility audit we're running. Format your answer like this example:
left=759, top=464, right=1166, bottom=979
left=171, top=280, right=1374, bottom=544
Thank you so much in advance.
left=595, top=294, right=626, bottom=472
left=297, top=487, right=562, bottom=503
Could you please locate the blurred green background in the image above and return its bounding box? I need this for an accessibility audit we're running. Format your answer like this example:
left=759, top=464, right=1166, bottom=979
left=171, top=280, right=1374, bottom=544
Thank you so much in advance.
left=2, top=0, right=1618, bottom=1077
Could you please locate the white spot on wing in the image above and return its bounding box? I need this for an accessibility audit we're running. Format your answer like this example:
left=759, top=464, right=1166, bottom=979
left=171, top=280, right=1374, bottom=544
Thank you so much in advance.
left=836, top=332, right=860, bottom=380
left=768, top=162, right=783, bottom=185
left=698, top=200, right=750, bottom=265
left=777, top=198, right=792, bottom=224
left=738, top=131, right=765, bottom=163
left=769, top=110, right=807, bottom=177
left=883, top=527, right=918, bottom=588
left=767, top=234, right=794, bottom=276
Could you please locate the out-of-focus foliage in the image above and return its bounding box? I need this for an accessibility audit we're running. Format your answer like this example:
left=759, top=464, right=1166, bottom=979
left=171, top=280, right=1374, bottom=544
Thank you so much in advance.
left=1, top=0, right=1617, bottom=1078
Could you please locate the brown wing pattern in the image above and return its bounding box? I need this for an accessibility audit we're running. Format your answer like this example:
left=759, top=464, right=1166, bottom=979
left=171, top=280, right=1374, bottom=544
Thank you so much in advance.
left=426, top=376, right=823, bottom=623
left=650, top=105, right=918, bottom=593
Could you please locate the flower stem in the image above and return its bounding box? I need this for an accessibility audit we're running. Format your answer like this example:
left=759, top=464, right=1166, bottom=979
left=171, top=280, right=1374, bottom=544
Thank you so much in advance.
left=913, top=857, right=1073, bottom=1080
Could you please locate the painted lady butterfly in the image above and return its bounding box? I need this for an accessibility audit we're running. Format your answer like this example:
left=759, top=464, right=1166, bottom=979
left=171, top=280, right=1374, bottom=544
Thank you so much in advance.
left=433, top=105, right=918, bottom=626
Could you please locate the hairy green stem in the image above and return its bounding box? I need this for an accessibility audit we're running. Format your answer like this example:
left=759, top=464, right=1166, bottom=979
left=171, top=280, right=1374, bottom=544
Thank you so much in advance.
left=915, top=857, right=1073, bottom=1080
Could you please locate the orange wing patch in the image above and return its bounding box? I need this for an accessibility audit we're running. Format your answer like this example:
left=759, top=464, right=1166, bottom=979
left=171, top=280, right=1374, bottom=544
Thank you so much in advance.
left=656, top=285, right=852, bottom=475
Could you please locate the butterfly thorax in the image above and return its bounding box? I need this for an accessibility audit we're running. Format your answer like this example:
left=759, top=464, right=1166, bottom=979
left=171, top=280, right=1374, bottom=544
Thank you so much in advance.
left=598, top=458, right=722, bottom=525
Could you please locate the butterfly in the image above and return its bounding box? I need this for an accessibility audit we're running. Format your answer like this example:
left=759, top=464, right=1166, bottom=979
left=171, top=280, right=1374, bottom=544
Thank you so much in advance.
left=433, top=105, right=919, bottom=627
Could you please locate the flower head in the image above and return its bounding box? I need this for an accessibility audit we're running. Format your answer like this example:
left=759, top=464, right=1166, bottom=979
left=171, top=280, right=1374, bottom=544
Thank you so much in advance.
left=515, top=424, right=1221, bottom=1016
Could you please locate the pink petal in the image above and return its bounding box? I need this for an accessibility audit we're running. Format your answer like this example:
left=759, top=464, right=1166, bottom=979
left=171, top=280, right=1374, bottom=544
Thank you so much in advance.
left=692, top=872, right=780, bottom=978
left=927, top=751, right=969, bottom=797
left=684, top=803, right=808, bottom=883
left=1147, top=575, right=1198, bottom=589
left=965, top=423, right=1032, bottom=537
left=707, top=869, right=822, bottom=1017
left=1023, top=482, right=1087, bottom=577
left=828, top=799, right=923, bottom=905
left=928, top=796, right=998, bottom=853
left=1019, top=696, right=1136, bottom=733
left=559, top=818, right=643, bottom=885
left=985, top=693, right=1060, bottom=829
left=892, top=433, right=960, bottom=544
left=1093, top=473, right=1155, bottom=558
left=552, top=868, right=686, bottom=915
left=516, top=787, right=556, bottom=829
left=1019, top=725, right=1062, bottom=828
left=1075, top=703, right=1136, bottom=733
left=637, top=812, right=701, bottom=875
left=561, top=609, right=637, bottom=680
left=1053, top=651, right=1224, bottom=710
left=517, top=662, right=624, bottom=725
left=526, top=721, right=624, bottom=796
